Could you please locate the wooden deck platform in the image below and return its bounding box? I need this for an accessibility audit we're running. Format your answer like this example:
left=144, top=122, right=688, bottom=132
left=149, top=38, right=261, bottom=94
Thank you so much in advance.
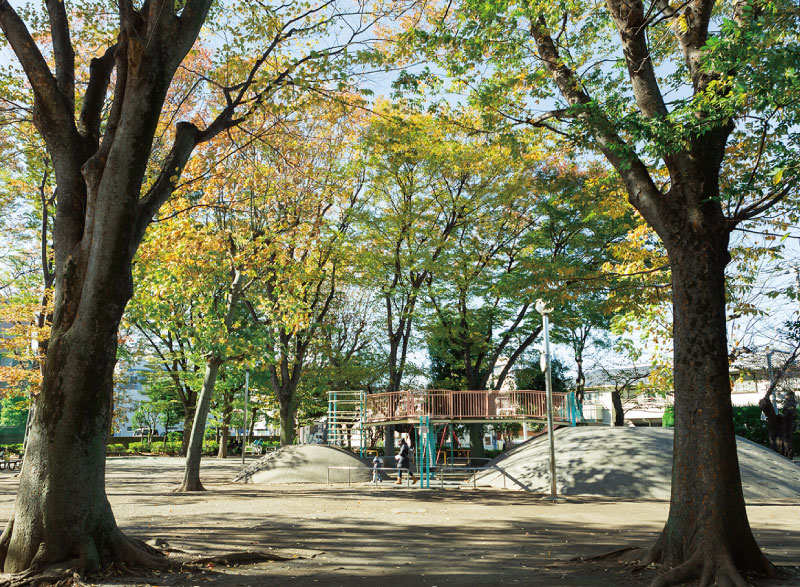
left=361, top=389, right=575, bottom=425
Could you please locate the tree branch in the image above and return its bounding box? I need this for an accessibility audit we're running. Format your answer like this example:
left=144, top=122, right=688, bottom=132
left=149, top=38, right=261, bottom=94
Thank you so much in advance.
left=78, top=44, right=117, bottom=147
left=0, top=0, right=74, bottom=136
left=606, top=0, right=668, bottom=119
left=653, top=0, right=713, bottom=90
left=530, top=14, right=665, bottom=232
left=45, top=0, right=75, bottom=109
left=729, top=183, right=795, bottom=225
left=134, top=121, right=201, bottom=247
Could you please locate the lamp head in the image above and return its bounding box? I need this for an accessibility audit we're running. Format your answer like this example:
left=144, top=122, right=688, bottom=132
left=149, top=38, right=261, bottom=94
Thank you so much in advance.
left=535, top=299, right=552, bottom=315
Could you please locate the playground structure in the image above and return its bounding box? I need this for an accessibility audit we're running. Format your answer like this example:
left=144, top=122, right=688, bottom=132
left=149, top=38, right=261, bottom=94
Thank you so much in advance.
left=327, top=389, right=580, bottom=465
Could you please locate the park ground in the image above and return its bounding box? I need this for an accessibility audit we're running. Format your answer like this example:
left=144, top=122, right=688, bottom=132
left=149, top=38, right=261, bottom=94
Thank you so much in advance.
left=0, top=456, right=798, bottom=586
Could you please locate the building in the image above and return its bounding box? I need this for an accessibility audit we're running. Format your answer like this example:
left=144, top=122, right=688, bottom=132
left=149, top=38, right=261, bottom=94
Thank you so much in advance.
left=581, top=353, right=799, bottom=427
left=581, top=366, right=672, bottom=426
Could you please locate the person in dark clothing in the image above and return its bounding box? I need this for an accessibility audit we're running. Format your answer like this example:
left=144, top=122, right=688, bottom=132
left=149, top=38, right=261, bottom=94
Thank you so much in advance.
left=395, top=436, right=416, bottom=484
left=372, top=454, right=383, bottom=483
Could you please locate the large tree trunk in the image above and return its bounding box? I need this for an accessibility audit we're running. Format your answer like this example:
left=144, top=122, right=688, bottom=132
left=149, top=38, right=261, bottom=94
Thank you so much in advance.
left=180, top=403, right=196, bottom=457
left=278, top=396, right=296, bottom=446
left=575, top=353, right=585, bottom=415
left=644, top=228, right=775, bottom=584
left=177, top=359, right=222, bottom=492
left=611, top=391, right=624, bottom=426
left=0, top=307, right=157, bottom=573
left=759, top=393, right=797, bottom=460
left=217, top=409, right=231, bottom=459
left=384, top=425, right=395, bottom=461
left=468, top=423, right=484, bottom=461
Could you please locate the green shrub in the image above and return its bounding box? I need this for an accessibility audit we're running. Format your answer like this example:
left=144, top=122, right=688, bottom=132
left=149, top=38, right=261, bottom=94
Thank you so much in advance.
left=662, top=405, right=674, bottom=427
left=2, top=443, right=24, bottom=454
left=202, top=440, right=219, bottom=454
left=732, top=405, right=769, bottom=447
left=167, top=431, right=183, bottom=442
left=107, top=444, right=126, bottom=453
left=127, top=441, right=152, bottom=453
left=151, top=441, right=181, bottom=455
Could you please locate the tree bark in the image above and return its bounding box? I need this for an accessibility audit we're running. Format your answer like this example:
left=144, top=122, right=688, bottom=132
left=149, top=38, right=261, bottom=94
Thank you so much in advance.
left=177, top=358, right=222, bottom=492
left=249, top=407, right=257, bottom=439
left=643, top=224, right=775, bottom=583
left=468, top=423, right=485, bottom=461
left=217, top=403, right=231, bottom=459
left=759, top=393, right=797, bottom=459
left=278, top=396, right=296, bottom=447
left=181, top=405, right=195, bottom=457
left=0, top=311, right=132, bottom=572
left=384, top=425, right=396, bottom=461
left=574, top=351, right=585, bottom=415
left=611, top=391, right=624, bottom=426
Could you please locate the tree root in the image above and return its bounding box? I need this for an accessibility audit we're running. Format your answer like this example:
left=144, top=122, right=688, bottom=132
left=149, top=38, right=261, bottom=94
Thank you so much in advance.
left=571, top=546, right=645, bottom=563
left=0, top=565, right=90, bottom=587
left=643, top=542, right=781, bottom=587
left=173, top=480, right=206, bottom=493
left=177, top=550, right=300, bottom=566
left=0, top=523, right=308, bottom=587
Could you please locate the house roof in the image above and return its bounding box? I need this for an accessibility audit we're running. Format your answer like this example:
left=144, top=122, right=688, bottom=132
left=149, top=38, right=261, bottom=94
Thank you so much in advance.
left=583, top=365, right=652, bottom=388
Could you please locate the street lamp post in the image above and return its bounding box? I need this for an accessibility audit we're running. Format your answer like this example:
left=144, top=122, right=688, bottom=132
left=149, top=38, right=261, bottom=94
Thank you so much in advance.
left=242, top=370, right=249, bottom=465
left=535, top=299, right=561, bottom=501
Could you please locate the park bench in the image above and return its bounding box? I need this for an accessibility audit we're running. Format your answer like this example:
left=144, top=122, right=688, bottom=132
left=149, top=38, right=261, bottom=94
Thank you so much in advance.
left=0, top=457, right=23, bottom=472
left=244, top=444, right=261, bottom=455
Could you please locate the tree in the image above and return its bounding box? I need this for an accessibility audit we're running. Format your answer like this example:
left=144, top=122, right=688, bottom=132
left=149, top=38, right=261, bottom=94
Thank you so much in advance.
left=752, top=320, right=800, bottom=459
left=125, top=317, right=202, bottom=456
left=238, top=102, right=367, bottom=446
left=131, top=402, right=161, bottom=441
left=299, top=287, right=387, bottom=443
left=210, top=368, right=244, bottom=459
left=595, top=364, right=652, bottom=427
left=358, top=105, right=479, bottom=396
left=402, top=0, right=799, bottom=582
left=424, top=159, right=634, bottom=456
left=514, top=352, right=569, bottom=394
left=0, top=0, right=376, bottom=575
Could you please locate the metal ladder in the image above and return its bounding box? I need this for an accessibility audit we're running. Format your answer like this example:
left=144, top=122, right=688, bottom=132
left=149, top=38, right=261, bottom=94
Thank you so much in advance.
left=327, top=390, right=365, bottom=457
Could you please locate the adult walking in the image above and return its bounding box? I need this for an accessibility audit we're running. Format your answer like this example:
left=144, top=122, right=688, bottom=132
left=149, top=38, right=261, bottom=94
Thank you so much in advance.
left=395, top=436, right=416, bottom=485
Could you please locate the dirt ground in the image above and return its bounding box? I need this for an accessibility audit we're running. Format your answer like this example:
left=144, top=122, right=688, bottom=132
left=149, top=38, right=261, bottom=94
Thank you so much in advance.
left=0, top=456, right=798, bottom=586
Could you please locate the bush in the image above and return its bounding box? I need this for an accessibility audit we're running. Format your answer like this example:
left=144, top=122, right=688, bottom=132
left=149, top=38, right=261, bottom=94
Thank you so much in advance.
left=127, top=441, right=152, bottom=453
left=732, top=405, right=769, bottom=447
left=167, top=430, right=183, bottom=442
left=151, top=441, right=181, bottom=455
left=662, top=405, right=674, bottom=427
left=0, top=443, right=24, bottom=454
left=107, top=444, right=126, bottom=453
left=202, top=440, right=219, bottom=454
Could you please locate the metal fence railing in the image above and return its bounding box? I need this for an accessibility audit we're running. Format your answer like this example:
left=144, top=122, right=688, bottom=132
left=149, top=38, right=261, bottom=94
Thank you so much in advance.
left=324, top=464, right=512, bottom=490
left=363, top=389, right=572, bottom=423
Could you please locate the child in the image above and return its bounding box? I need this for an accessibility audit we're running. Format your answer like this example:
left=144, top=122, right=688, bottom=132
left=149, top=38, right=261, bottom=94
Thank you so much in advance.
left=372, top=454, right=382, bottom=483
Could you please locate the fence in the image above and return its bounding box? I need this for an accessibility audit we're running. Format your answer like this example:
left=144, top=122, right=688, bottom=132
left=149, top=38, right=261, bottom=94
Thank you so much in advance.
left=363, top=390, right=572, bottom=423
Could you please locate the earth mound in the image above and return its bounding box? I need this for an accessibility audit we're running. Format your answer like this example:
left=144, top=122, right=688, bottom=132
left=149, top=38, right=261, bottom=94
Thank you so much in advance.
left=476, top=427, right=800, bottom=500
left=233, top=444, right=374, bottom=484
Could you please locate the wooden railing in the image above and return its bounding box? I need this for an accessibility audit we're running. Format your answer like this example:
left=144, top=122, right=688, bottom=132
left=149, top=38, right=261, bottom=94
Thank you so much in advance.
left=363, top=390, right=573, bottom=423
